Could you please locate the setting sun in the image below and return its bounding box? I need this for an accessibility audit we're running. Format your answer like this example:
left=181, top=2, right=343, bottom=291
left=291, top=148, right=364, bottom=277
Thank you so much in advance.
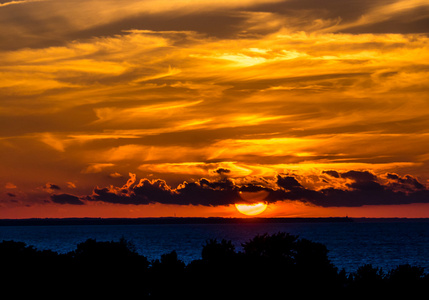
left=235, top=202, right=268, bottom=216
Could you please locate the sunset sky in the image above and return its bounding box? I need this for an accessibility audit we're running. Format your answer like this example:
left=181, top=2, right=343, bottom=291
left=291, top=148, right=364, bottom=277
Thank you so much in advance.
left=1, top=0, right=429, bottom=218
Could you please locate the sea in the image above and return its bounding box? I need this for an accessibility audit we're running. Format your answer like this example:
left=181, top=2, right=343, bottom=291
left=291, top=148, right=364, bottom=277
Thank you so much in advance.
left=0, top=218, right=428, bottom=274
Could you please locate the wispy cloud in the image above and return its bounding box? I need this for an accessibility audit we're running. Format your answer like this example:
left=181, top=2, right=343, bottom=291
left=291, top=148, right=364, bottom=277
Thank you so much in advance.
left=1, top=0, right=428, bottom=216
left=0, top=0, right=45, bottom=7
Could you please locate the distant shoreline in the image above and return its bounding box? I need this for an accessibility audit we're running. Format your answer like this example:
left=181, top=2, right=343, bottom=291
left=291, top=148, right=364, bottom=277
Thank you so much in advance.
left=0, top=216, right=428, bottom=226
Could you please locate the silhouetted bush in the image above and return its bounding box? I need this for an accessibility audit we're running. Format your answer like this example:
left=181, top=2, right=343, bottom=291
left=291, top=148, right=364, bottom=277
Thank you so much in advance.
left=68, top=237, right=150, bottom=297
left=347, top=264, right=386, bottom=296
left=201, top=238, right=236, bottom=262
left=0, top=240, right=68, bottom=297
left=343, top=263, right=429, bottom=297
left=148, top=250, right=186, bottom=298
left=239, top=232, right=343, bottom=297
left=186, top=238, right=243, bottom=298
left=386, top=264, right=428, bottom=296
left=0, top=232, right=427, bottom=298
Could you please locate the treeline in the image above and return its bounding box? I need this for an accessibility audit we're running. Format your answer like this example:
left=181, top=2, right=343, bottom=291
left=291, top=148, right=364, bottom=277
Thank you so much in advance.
left=1, top=232, right=427, bottom=298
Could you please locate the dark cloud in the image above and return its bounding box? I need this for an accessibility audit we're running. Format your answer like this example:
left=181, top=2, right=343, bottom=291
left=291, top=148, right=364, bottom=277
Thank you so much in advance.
left=340, top=170, right=383, bottom=192
left=48, top=184, right=61, bottom=190
left=238, top=183, right=268, bottom=193
left=57, top=170, right=429, bottom=208
left=340, top=170, right=377, bottom=182
left=214, top=168, right=231, bottom=175
left=276, top=174, right=302, bottom=190
left=282, top=170, right=429, bottom=207
left=87, top=177, right=240, bottom=206
left=51, top=194, right=84, bottom=205
left=6, top=193, right=16, bottom=197
left=176, top=179, right=239, bottom=206
left=386, top=173, right=426, bottom=193
left=322, top=170, right=340, bottom=178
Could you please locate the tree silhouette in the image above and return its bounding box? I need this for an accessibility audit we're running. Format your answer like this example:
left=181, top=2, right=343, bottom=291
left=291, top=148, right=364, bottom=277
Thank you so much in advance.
left=347, top=264, right=386, bottom=296
left=0, top=232, right=428, bottom=298
left=242, top=232, right=298, bottom=262
left=0, top=240, right=67, bottom=297
left=68, top=237, right=150, bottom=298
left=149, top=250, right=186, bottom=298
left=240, top=232, right=341, bottom=296
left=386, top=264, right=428, bottom=296
left=185, top=239, right=242, bottom=298
left=201, top=238, right=236, bottom=262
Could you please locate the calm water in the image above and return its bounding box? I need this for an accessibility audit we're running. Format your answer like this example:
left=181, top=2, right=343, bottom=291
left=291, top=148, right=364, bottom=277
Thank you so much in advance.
left=0, top=220, right=428, bottom=273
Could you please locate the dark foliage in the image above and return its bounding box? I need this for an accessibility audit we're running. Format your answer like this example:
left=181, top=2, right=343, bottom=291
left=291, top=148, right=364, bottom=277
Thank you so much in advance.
left=67, top=237, right=150, bottom=297
left=0, top=232, right=427, bottom=299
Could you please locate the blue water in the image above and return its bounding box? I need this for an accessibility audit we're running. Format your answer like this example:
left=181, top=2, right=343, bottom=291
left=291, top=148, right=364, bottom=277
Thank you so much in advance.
left=0, top=220, right=428, bottom=273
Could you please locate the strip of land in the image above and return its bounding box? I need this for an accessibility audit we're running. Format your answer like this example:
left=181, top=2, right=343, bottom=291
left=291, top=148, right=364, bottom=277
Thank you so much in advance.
left=0, top=216, right=427, bottom=226
left=0, top=217, right=358, bottom=226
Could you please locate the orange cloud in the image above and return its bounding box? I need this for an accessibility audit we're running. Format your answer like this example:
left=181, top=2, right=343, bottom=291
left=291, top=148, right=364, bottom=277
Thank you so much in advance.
left=1, top=0, right=429, bottom=218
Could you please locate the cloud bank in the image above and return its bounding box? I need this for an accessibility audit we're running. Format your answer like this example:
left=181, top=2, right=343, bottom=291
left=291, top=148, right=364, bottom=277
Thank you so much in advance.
left=50, top=170, right=429, bottom=208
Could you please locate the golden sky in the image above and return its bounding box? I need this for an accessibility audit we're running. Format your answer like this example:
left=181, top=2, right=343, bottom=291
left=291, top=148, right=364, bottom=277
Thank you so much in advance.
left=1, top=0, right=429, bottom=218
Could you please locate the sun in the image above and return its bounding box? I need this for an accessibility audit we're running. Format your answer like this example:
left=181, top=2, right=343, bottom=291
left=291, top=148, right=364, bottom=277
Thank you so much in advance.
left=235, top=190, right=269, bottom=216
left=235, top=202, right=268, bottom=216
